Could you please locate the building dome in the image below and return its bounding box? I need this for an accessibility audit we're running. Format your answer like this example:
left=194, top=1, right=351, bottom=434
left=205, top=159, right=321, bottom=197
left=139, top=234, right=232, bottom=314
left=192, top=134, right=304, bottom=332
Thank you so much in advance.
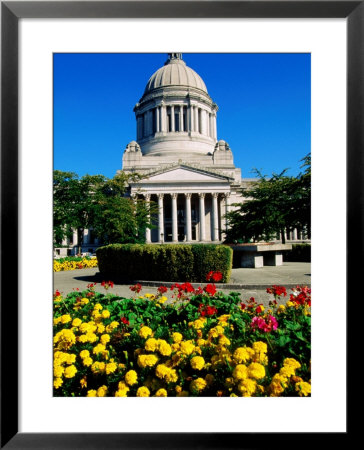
left=143, top=53, right=208, bottom=95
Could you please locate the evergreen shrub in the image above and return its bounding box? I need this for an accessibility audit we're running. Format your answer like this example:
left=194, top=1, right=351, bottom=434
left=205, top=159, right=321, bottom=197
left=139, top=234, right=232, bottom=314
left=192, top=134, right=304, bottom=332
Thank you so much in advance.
left=96, top=244, right=232, bottom=282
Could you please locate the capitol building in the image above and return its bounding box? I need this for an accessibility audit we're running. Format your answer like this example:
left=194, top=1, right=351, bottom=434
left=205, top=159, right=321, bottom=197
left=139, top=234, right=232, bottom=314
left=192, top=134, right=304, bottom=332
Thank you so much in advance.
left=120, top=53, right=246, bottom=244
left=57, top=53, right=307, bottom=256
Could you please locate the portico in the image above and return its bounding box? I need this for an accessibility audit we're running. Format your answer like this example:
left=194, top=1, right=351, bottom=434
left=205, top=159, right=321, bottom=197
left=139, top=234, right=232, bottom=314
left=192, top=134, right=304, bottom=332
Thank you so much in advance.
left=130, top=163, right=233, bottom=244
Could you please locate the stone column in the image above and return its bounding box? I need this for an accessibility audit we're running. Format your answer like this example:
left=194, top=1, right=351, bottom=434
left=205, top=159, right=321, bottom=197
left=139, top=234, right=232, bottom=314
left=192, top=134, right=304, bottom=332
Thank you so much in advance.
left=212, top=193, right=219, bottom=241
left=161, top=104, right=166, bottom=132
left=225, top=192, right=231, bottom=232
left=83, top=229, right=89, bottom=245
left=171, top=105, right=175, bottom=132
left=213, top=113, right=217, bottom=139
left=185, top=193, right=192, bottom=242
left=158, top=193, right=164, bottom=243
left=156, top=107, right=160, bottom=132
left=144, top=194, right=151, bottom=243
left=171, top=193, right=178, bottom=242
left=292, top=228, right=297, bottom=241
left=199, top=193, right=206, bottom=241
left=200, top=109, right=206, bottom=135
left=72, top=229, right=78, bottom=246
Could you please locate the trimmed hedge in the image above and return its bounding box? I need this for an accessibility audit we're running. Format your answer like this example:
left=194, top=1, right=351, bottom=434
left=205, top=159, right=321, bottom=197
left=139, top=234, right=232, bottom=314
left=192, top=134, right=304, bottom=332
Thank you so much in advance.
left=96, top=243, right=233, bottom=283
left=284, top=244, right=311, bottom=262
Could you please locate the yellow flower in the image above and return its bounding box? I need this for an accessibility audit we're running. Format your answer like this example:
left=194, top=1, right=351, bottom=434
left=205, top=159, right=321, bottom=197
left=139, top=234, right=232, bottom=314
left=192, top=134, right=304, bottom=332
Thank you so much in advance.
left=218, top=336, right=231, bottom=347
left=61, top=314, right=72, bottom=324
left=100, top=334, right=110, bottom=345
left=115, top=388, right=129, bottom=397
left=139, top=326, right=153, bottom=339
left=87, top=389, right=97, bottom=397
left=136, top=386, right=150, bottom=397
left=80, top=377, right=87, bottom=388
left=233, top=347, right=253, bottom=364
left=53, top=329, right=76, bottom=350
left=72, top=318, right=82, bottom=327
left=283, top=358, right=301, bottom=370
left=155, top=388, right=168, bottom=397
left=105, top=361, right=117, bottom=375
left=91, top=361, right=106, bottom=374
left=172, top=332, right=183, bottom=343
left=64, top=365, right=77, bottom=378
left=97, top=385, right=108, bottom=397
left=158, top=340, right=172, bottom=356
left=232, top=364, right=249, bottom=381
left=137, top=354, right=159, bottom=368
left=279, top=365, right=296, bottom=378
left=190, top=356, right=205, bottom=370
left=158, top=296, right=168, bottom=304
left=101, top=310, right=110, bottom=319
left=180, top=340, right=195, bottom=355
left=295, top=381, right=311, bottom=397
left=93, top=343, right=106, bottom=355
left=248, top=362, right=266, bottom=380
left=80, top=349, right=90, bottom=359
left=145, top=338, right=159, bottom=352
left=190, top=377, right=207, bottom=393
left=165, top=369, right=178, bottom=383
left=97, top=324, right=105, bottom=334
left=252, top=341, right=267, bottom=354
left=125, top=370, right=138, bottom=386
left=81, top=298, right=89, bottom=305
left=54, top=377, right=63, bottom=389
left=94, top=303, right=103, bottom=311
left=189, top=318, right=205, bottom=330
left=53, top=365, right=64, bottom=378
left=155, top=364, right=171, bottom=379
left=269, top=374, right=288, bottom=396
left=238, top=378, right=257, bottom=397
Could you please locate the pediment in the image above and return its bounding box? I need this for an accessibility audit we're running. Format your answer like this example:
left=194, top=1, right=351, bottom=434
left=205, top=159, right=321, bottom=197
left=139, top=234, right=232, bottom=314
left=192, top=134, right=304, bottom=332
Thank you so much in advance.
left=140, top=164, right=232, bottom=183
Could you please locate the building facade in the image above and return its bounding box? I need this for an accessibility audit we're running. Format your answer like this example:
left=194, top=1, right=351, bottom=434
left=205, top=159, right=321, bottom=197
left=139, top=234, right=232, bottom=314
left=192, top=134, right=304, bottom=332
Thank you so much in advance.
left=55, top=53, right=308, bottom=257
left=120, top=53, right=245, bottom=244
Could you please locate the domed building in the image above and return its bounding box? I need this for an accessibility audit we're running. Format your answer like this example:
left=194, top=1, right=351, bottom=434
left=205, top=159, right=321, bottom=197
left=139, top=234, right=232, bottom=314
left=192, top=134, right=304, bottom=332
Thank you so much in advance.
left=120, top=53, right=244, bottom=244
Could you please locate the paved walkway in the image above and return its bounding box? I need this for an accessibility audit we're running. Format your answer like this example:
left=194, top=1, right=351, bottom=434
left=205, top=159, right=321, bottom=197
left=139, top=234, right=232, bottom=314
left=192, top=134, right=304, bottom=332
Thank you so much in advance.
left=54, top=262, right=310, bottom=307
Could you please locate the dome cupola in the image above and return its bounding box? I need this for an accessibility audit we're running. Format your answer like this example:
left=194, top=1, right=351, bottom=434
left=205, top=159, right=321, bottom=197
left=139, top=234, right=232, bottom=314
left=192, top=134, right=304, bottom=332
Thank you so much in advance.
left=133, top=53, right=218, bottom=158
left=143, top=53, right=208, bottom=95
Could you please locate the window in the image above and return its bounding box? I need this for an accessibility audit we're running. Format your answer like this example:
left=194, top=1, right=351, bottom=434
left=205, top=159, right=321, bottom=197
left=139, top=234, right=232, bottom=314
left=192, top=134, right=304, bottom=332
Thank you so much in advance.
left=183, top=107, right=187, bottom=131
left=167, top=107, right=171, bottom=132
left=174, top=107, right=180, bottom=132
left=198, top=108, right=202, bottom=133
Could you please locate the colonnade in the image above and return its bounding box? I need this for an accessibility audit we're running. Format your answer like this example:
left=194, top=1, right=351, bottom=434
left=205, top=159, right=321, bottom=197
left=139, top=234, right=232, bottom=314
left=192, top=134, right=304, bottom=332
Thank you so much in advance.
left=136, top=103, right=217, bottom=140
left=136, top=191, right=231, bottom=244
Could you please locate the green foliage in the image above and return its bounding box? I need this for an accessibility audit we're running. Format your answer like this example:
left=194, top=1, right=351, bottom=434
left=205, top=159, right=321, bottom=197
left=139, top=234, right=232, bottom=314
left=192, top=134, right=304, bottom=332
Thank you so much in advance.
left=53, top=170, right=156, bottom=247
left=96, top=244, right=233, bottom=283
left=225, top=154, right=311, bottom=244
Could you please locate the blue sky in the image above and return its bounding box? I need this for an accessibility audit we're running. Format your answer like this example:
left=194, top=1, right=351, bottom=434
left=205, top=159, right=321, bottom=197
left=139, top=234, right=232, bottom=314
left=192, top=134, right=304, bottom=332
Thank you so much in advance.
left=54, top=53, right=310, bottom=179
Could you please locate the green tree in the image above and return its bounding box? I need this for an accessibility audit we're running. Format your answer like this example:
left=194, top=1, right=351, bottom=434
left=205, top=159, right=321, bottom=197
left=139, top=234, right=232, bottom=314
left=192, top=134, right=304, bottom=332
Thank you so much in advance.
left=225, top=154, right=311, bottom=244
left=53, top=171, right=156, bottom=248
left=53, top=171, right=106, bottom=248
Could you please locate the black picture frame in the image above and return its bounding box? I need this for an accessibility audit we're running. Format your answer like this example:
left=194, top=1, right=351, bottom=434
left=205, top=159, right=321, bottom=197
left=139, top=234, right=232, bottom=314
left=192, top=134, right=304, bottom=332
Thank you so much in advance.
left=1, top=1, right=358, bottom=448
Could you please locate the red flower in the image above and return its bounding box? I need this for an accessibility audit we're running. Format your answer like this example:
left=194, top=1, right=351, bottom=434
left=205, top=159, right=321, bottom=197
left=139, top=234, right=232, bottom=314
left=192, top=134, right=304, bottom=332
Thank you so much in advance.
left=255, top=304, right=264, bottom=314
left=241, top=303, right=246, bottom=310
left=157, top=285, right=168, bottom=294
left=206, top=271, right=223, bottom=282
left=267, top=285, right=287, bottom=297
left=204, top=283, right=217, bottom=296
left=120, top=316, right=129, bottom=326
left=130, top=283, right=142, bottom=293
left=54, top=290, right=61, bottom=297
left=101, top=280, right=114, bottom=290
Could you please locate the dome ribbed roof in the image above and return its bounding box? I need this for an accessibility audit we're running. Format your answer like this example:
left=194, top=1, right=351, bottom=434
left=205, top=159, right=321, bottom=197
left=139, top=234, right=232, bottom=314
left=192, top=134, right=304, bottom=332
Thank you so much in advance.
left=144, top=54, right=208, bottom=94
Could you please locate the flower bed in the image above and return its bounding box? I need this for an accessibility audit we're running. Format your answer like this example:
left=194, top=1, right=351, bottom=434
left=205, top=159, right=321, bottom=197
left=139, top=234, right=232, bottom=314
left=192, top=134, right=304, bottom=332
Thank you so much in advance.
left=53, top=256, right=98, bottom=272
left=53, top=275, right=311, bottom=397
